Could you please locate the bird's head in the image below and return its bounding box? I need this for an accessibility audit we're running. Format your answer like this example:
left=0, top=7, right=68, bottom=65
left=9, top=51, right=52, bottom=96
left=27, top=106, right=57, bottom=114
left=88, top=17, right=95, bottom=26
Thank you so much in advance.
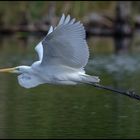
left=0, top=66, right=31, bottom=74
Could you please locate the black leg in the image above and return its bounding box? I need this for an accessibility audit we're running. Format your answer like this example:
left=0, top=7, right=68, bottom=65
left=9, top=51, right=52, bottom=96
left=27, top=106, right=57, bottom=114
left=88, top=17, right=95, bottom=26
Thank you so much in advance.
left=89, top=83, right=140, bottom=101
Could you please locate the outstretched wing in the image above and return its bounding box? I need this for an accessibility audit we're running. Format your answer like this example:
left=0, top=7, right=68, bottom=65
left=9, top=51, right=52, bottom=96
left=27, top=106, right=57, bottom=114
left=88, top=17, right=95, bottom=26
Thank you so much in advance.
left=35, top=26, right=54, bottom=62
left=36, top=14, right=89, bottom=69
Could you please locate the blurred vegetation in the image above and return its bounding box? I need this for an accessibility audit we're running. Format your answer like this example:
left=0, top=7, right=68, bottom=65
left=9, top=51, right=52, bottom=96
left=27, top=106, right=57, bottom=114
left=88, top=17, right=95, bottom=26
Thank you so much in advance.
left=0, top=1, right=139, bottom=24
left=0, top=1, right=139, bottom=29
left=0, top=1, right=140, bottom=54
left=0, top=1, right=117, bottom=54
left=0, top=1, right=117, bottom=25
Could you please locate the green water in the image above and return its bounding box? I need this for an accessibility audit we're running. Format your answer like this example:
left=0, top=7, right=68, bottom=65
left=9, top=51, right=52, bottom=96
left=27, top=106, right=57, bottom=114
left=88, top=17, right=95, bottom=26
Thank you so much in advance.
left=0, top=36, right=140, bottom=139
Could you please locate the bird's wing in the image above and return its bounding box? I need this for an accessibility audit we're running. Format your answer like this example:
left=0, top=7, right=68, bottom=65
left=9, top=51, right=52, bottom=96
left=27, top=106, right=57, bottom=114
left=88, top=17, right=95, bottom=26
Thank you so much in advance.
left=35, top=26, right=54, bottom=62
left=41, top=14, right=89, bottom=69
left=35, top=42, right=43, bottom=62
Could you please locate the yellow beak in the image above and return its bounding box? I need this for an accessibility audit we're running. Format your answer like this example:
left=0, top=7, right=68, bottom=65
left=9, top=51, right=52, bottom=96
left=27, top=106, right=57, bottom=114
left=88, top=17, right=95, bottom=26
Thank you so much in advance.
left=0, top=67, right=17, bottom=73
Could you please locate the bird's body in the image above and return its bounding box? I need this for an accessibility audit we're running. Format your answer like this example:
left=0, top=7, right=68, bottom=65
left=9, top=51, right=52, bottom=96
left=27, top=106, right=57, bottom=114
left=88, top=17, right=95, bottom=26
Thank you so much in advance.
left=0, top=14, right=100, bottom=88
left=17, top=57, right=99, bottom=88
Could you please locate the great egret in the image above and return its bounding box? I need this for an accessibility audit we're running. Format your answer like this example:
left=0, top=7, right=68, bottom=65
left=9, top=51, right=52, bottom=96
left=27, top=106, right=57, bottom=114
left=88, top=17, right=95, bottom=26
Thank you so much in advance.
left=0, top=14, right=139, bottom=101
left=0, top=14, right=100, bottom=88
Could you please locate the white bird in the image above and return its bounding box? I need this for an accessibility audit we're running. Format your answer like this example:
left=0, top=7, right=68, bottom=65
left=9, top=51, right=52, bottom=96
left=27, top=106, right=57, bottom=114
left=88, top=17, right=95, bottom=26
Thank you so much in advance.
left=0, top=14, right=100, bottom=88
left=0, top=14, right=139, bottom=101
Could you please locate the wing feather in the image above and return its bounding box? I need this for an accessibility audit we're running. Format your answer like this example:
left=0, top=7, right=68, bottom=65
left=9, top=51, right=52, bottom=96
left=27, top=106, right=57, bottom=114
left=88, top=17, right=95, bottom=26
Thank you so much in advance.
left=35, top=25, right=53, bottom=61
left=69, top=18, right=75, bottom=24
left=36, top=14, right=89, bottom=69
left=57, top=14, right=65, bottom=26
left=35, top=42, right=43, bottom=62
left=47, top=26, right=53, bottom=35
left=64, top=15, right=70, bottom=24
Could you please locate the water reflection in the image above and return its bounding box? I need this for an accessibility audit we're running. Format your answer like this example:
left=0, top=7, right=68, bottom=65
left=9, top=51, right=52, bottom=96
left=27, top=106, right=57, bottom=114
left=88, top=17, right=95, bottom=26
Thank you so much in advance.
left=0, top=36, right=140, bottom=138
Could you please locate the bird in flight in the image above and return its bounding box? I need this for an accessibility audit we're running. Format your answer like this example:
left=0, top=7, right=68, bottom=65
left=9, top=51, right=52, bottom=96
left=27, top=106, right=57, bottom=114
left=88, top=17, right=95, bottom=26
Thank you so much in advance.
left=0, top=14, right=139, bottom=101
left=0, top=14, right=100, bottom=88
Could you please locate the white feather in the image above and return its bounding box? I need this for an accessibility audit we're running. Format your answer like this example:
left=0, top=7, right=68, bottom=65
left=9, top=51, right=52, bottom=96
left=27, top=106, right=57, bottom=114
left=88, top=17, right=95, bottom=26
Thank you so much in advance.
left=57, top=14, right=65, bottom=26
left=64, top=15, right=70, bottom=24
left=35, top=42, right=43, bottom=62
left=69, top=18, right=75, bottom=24
left=18, top=73, right=44, bottom=88
left=47, top=26, right=53, bottom=35
left=41, top=15, right=89, bottom=69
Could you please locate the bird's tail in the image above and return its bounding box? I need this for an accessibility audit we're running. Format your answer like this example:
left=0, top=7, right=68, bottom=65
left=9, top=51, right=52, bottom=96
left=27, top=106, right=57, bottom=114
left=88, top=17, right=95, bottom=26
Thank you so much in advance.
left=80, top=74, right=100, bottom=84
